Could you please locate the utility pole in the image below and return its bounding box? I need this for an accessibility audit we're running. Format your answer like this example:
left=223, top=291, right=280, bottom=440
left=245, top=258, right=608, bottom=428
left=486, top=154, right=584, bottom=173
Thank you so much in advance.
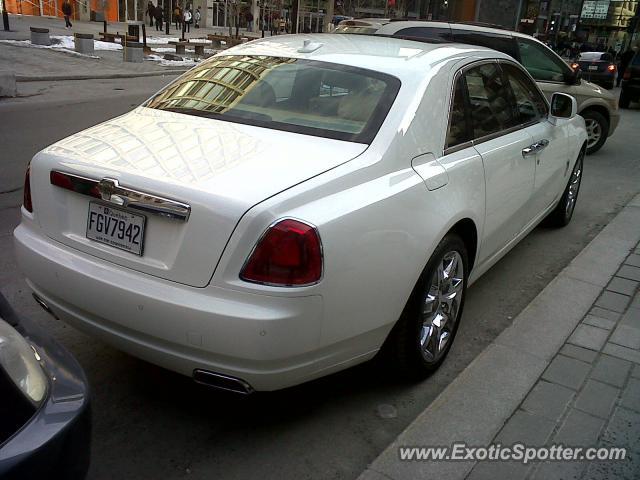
left=165, top=0, right=170, bottom=33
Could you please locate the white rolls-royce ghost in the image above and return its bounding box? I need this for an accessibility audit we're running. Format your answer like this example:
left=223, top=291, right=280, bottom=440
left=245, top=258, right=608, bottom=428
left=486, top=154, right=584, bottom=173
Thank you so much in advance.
left=14, top=34, right=587, bottom=393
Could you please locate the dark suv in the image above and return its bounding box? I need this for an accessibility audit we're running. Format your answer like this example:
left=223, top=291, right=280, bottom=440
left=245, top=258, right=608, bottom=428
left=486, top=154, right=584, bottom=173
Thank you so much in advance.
left=619, top=52, right=640, bottom=109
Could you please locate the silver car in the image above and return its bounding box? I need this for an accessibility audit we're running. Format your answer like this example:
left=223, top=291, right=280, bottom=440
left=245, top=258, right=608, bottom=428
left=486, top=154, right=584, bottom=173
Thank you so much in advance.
left=336, top=19, right=619, bottom=154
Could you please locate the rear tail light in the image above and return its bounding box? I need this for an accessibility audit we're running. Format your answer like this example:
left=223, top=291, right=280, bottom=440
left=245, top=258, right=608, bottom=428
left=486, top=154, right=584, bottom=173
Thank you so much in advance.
left=607, top=64, right=616, bottom=72
left=240, top=219, right=323, bottom=286
left=23, top=164, right=33, bottom=213
left=570, top=62, right=580, bottom=70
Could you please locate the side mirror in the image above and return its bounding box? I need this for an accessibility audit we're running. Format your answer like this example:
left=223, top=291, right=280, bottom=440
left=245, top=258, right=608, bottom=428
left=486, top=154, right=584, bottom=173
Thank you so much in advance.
left=549, top=92, right=577, bottom=125
left=564, top=68, right=581, bottom=85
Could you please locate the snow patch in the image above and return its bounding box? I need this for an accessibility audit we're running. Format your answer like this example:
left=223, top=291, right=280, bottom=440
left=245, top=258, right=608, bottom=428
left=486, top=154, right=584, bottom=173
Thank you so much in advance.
left=146, top=53, right=199, bottom=67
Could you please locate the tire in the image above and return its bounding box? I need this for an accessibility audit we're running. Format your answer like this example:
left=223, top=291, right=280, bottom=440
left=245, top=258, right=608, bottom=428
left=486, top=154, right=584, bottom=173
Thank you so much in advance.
left=582, top=109, right=609, bottom=155
left=619, top=90, right=631, bottom=109
left=544, top=149, right=584, bottom=228
left=383, top=233, right=468, bottom=378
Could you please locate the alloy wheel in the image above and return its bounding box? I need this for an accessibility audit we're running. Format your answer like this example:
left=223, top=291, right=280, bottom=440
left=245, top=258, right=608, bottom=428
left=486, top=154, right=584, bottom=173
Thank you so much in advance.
left=419, top=251, right=464, bottom=364
left=584, top=118, right=602, bottom=150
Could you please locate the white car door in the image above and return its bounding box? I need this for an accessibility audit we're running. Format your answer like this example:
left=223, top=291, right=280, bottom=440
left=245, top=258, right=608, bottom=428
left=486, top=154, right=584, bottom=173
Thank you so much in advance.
left=500, top=62, right=569, bottom=224
left=461, top=62, right=536, bottom=264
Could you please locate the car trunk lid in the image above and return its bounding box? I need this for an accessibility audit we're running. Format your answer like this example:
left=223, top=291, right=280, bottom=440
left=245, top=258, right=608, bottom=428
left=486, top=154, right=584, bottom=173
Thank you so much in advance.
left=31, top=107, right=367, bottom=287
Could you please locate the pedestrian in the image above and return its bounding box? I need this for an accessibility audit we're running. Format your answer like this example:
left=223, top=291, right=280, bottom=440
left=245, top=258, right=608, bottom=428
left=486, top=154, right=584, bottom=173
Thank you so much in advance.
left=183, top=7, right=192, bottom=33
left=245, top=10, right=253, bottom=32
left=194, top=7, right=201, bottom=28
left=617, top=48, right=636, bottom=87
left=147, top=0, right=155, bottom=27
left=154, top=4, right=164, bottom=31
left=61, top=0, right=73, bottom=29
left=174, top=5, right=181, bottom=30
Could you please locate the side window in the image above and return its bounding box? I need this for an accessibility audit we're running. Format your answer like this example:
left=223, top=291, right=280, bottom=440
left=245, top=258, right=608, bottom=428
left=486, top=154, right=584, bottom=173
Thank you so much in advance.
left=395, top=27, right=453, bottom=41
left=464, top=63, right=519, bottom=139
left=501, top=63, right=548, bottom=124
left=516, top=38, right=569, bottom=82
left=445, top=75, right=471, bottom=150
left=452, top=30, right=519, bottom=60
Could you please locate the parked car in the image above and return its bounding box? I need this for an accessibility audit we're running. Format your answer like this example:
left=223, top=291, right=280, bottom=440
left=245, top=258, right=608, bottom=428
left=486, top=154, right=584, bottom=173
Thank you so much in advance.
left=342, top=20, right=618, bottom=155
left=619, top=52, right=640, bottom=108
left=14, top=34, right=587, bottom=393
left=334, top=17, right=390, bottom=34
left=574, top=52, right=616, bottom=89
left=0, top=293, right=90, bottom=479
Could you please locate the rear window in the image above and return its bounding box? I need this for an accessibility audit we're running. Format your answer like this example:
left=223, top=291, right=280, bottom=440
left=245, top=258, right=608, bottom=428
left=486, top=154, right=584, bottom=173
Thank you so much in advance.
left=145, top=55, right=400, bottom=144
left=395, top=26, right=452, bottom=41
left=452, top=30, right=518, bottom=60
left=334, top=25, right=379, bottom=34
left=580, top=52, right=609, bottom=61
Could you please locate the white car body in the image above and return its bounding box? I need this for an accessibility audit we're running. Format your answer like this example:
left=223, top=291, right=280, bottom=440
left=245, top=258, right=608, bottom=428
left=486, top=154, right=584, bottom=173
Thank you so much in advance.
left=14, top=34, right=587, bottom=391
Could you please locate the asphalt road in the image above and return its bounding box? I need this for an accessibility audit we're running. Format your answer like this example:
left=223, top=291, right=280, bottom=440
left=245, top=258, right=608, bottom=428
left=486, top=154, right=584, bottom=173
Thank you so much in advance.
left=1, top=80, right=640, bottom=480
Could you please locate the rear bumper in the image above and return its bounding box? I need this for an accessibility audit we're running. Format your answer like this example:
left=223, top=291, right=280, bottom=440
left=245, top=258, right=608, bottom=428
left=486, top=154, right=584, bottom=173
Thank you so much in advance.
left=14, top=221, right=374, bottom=391
left=581, top=72, right=615, bottom=86
left=0, top=295, right=91, bottom=480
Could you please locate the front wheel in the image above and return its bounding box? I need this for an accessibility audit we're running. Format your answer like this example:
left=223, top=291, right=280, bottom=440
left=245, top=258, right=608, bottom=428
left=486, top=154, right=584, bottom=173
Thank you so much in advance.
left=582, top=110, right=609, bottom=155
left=544, top=149, right=584, bottom=228
left=384, top=234, right=468, bottom=378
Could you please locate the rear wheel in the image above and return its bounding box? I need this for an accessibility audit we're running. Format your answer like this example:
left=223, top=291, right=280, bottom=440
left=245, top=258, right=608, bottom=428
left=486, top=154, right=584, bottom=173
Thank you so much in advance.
left=544, top=149, right=584, bottom=228
left=385, top=234, right=468, bottom=378
left=582, top=110, right=609, bottom=155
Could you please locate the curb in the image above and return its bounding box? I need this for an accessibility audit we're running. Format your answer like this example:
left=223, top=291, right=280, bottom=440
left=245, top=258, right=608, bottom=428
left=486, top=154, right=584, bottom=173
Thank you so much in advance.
left=358, top=193, right=640, bottom=480
left=15, top=70, right=188, bottom=82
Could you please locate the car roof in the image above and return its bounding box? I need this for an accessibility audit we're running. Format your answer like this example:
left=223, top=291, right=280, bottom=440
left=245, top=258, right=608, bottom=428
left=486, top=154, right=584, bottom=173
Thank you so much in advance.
left=221, top=33, right=512, bottom=81
left=377, top=20, right=544, bottom=41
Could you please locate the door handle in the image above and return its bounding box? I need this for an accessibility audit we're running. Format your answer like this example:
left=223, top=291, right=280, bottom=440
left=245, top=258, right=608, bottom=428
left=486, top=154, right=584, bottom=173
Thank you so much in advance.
left=522, top=139, right=550, bottom=157
left=534, top=139, right=550, bottom=152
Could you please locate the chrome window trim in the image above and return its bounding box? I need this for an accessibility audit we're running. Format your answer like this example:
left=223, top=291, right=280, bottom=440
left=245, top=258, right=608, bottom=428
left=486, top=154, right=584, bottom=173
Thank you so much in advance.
left=443, top=58, right=549, bottom=157
left=50, top=170, right=191, bottom=222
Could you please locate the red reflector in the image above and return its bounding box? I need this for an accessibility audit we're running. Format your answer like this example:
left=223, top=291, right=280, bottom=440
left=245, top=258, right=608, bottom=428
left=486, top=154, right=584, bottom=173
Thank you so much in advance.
left=240, top=219, right=323, bottom=286
left=607, top=64, right=616, bottom=72
left=23, top=164, right=33, bottom=213
left=50, top=170, right=101, bottom=199
left=50, top=171, right=74, bottom=190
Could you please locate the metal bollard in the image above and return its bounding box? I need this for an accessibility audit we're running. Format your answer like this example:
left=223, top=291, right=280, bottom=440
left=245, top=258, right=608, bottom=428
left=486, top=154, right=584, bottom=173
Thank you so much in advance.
left=123, top=41, right=144, bottom=63
left=30, top=27, right=51, bottom=46
left=74, top=33, right=95, bottom=55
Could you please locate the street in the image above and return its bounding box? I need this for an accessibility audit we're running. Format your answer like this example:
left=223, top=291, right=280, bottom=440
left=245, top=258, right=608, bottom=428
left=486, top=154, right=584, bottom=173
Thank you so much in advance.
left=0, top=77, right=638, bottom=479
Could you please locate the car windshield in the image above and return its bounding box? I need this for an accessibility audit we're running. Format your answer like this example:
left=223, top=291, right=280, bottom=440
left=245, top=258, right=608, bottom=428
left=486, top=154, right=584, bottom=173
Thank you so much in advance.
left=145, top=55, right=400, bottom=144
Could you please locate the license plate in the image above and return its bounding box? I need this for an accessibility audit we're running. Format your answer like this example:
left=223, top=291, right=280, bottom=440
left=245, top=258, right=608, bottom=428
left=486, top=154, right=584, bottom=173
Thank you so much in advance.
left=86, top=202, right=146, bottom=255
left=588, top=65, right=598, bottom=71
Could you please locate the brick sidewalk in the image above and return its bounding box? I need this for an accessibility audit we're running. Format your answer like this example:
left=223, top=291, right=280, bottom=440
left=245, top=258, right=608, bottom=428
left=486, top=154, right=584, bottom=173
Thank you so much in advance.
left=468, top=248, right=640, bottom=480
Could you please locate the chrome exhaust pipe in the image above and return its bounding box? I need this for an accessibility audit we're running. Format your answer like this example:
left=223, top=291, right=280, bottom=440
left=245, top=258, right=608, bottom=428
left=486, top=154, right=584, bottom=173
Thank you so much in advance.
left=32, top=293, right=59, bottom=320
left=193, top=369, right=254, bottom=395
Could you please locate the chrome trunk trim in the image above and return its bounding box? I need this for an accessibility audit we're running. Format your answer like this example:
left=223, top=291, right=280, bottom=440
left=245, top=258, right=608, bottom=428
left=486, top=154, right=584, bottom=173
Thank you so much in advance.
left=50, top=170, right=191, bottom=222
